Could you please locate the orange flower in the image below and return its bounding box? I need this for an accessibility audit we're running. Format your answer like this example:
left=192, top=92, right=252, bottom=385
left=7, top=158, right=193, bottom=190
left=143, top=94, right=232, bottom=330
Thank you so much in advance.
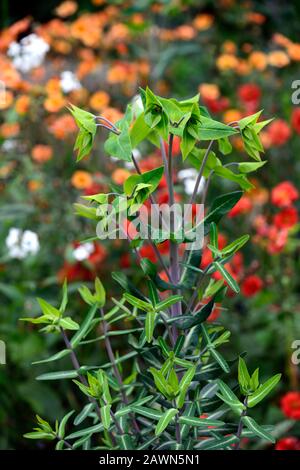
left=246, top=12, right=266, bottom=24
left=216, top=54, right=239, bottom=71
left=102, top=107, right=123, bottom=124
left=15, top=95, right=30, bottom=114
left=193, top=13, right=214, bottom=30
left=222, top=41, right=237, bottom=54
left=248, top=185, right=269, bottom=206
left=268, top=50, right=290, bottom=67
left=28, top=180, right=43, bottom=192
left=71, top=170, right=93, bottom=189
left=0, top=90, right=13, bottom=110
left=0, top=122, right=20, bottom=138
left=55, top=1, right=78, bottom=18
left=198, top=83, right=220, bottom=100
left=70, top=15, right=101, bottom=47
left=223, top=109, right=242, bottom=124
left=44, top=93, right=66, bottom=113
left=107, top=63, right=137, bottom=85
left=236, top=59, right=251, bottom=75
left=48, top=114, right=77, bottom=139
left=287, top=43, right=300, bottom=61
left=45, top=78, right=61, bottom=95
left=0, top=162, right=15, bottom=177
left=112, top=168, right=131, bottom=185
left=131, top=13, right=144, bottom=26
left=0, top=61, right=21, bottom=89
left=31, top=145, right=53, bottom=163
left=272, top=33, right=292, bottom=48
left=89, top=91, right=110, bottom=112
left=175, top=25, right=196, bottom=41
left=52, top=39, right=72, bottom=54
left=248, top=51, right=267, bottom=70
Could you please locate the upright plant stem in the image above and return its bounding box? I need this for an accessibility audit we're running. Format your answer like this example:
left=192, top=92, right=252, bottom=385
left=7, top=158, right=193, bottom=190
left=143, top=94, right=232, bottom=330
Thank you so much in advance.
left=131, top=153, right=171, bottom=281
left=173, top=400, right=181, bottom=445
left=100, top=307, right=140, bottom=433
left=164, top=134, right=182, bottom=342
left=180, top=140, right=215, bottom=289
left=234, top=397, right=248, bottom=450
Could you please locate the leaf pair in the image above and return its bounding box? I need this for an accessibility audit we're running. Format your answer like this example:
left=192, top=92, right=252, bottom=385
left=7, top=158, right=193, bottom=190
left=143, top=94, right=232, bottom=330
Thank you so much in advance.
left=21, top=281, right=79, bottom=333
left=69, top=104, right=97, bottom=161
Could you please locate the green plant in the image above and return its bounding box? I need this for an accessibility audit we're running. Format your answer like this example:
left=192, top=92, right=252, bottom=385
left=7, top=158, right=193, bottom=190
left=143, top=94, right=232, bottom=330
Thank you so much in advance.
left=23, top=88, right=280, bottom=450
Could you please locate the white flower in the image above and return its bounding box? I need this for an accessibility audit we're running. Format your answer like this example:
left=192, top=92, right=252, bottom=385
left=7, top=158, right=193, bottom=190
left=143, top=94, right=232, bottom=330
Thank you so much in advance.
left=5, top=228, right=40, bottom=259
left=73, top=242, right=94, bottom=261
left=178, top=168, right=205, bottom=195
left=124, top=148, right=141, bottom=169
left=60, top=71, right=81, bottom=93
left=178, top=168, right=198, bottom=181
left=6, top=228, right=21, bottom=248
left=2, top=139, right=17, bottom=152
left=7, top=34, right=49, bottom=73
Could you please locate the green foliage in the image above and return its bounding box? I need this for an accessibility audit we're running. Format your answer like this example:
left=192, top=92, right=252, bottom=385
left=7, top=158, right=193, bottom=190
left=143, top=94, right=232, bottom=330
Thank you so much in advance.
left=69, top=105, right=97, bottom=161
left=22, top=89, right=280, bottom=451
left=21, top=282, right=79, bottom=333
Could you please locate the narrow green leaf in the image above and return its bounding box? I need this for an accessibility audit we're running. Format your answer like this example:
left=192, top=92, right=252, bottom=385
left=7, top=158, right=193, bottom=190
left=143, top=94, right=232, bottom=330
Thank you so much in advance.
left=58, top=410, right=74, bottom=439
left=36, top=370, right=78, bottom=381
left=247, top=374, right=281, bottom=408
left=242, top=416, right=275, bottom=443
left=145, top=311, right=157, bottom=343
left=100, top=405, right=112, bottom=430
left=238, top=356, right=251, bottom=393
left=178, top=415, right=224, bottom=427
left=155, top=408, right=178, bottom=436
left=71, top=304, right=98, bottom=348
left=155, top=295, right=183, bottom=312
left=213, top=261, right=240, bottom=293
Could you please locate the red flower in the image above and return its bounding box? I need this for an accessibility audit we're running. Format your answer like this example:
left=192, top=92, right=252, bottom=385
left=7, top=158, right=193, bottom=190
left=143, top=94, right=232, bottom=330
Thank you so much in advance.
left=271, top=181, right=299, bottom=208
left=275, top=437, right=300, bottom=450
left=203, top=96, right=230, bottom=114
left=228, top=196, right=252, bottom=217
left=120, top=253, right=131, bottom=268
left=238, top=83, right=261, bottom=106
left=267, top=119, right=291, bottom=146
left=207, top=303, right=221, bottom=322
left=139, top=243, right=157, bottom=263
left=267, top=226, right=288, bottom=254
left=83, top=182, right=103, bottom=196
left=163, top=135, right=181, bottom=156
left=87, top=243, right=107, bottom=265
left=241, top=275, right=263, bottom=297
left=57, top=262, right=94, bottom=283
left=157, top=188, right=181, bottom=204
left=281, top=392, right=300, bottom=420
left=201, top=234, right=227, bottom=269
left=273, top=206, right=298, bottom=229
left=291, top=108, right=300, bottom=134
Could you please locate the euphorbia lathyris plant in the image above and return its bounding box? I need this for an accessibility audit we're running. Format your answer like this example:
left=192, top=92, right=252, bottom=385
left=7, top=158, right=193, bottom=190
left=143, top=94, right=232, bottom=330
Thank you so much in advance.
left=23, top=88, right=280, bottom=450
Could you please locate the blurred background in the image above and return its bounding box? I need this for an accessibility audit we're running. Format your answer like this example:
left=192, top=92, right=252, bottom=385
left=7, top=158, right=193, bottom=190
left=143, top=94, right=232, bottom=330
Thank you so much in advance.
left=0, top=0, right=300, bottom=450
